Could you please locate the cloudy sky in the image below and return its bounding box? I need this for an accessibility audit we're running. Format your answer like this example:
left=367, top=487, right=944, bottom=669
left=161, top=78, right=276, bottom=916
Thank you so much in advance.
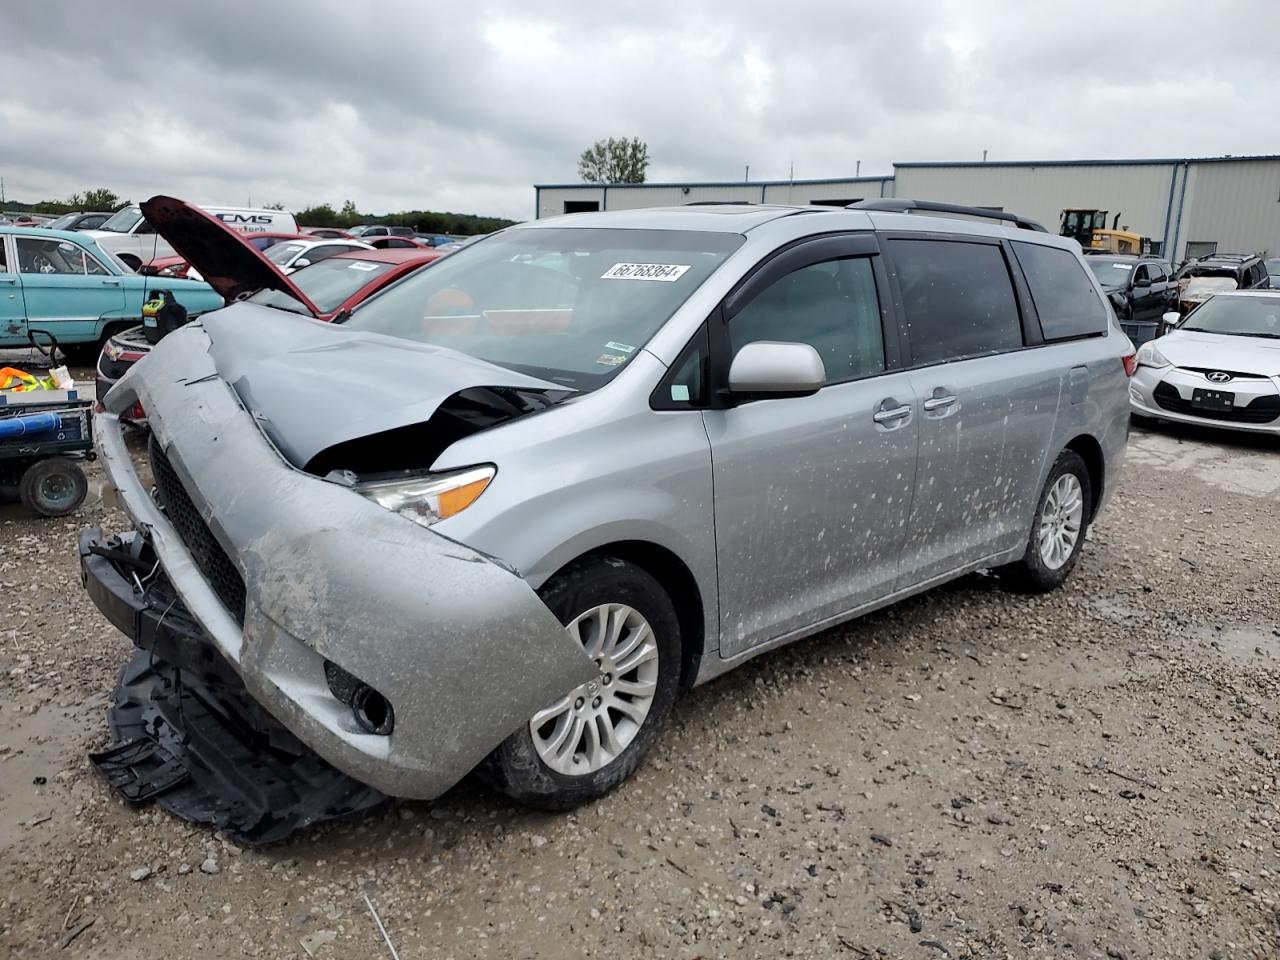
left=6, top=1, right=1279, bottom=221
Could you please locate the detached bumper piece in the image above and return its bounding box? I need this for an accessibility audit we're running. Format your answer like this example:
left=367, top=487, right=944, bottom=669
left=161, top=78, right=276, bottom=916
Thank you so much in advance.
left=81, top=529, right=387, bottom=844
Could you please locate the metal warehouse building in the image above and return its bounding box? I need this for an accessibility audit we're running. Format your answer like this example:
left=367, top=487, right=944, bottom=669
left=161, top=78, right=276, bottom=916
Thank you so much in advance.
left=535, top=155, right=1280, bottom=262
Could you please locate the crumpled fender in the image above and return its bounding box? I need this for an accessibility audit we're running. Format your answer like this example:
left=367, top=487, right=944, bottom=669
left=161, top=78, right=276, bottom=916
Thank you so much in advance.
left=99, top=323, right=597, bottom=798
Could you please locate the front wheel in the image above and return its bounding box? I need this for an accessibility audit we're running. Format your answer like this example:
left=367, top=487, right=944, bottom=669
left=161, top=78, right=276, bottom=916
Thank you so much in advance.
left=479, top=557, right=681, bottom=810
left=1001, top=450, right=1092, bottom=593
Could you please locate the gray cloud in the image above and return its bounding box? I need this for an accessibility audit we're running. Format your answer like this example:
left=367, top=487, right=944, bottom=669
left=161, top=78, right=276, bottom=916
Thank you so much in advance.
left=5, top=1, right=1279, bottom=220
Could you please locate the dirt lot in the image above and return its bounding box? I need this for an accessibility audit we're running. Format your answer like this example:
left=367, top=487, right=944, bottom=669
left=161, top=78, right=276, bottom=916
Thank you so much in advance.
left=1, top=419, right=1278, bottom=959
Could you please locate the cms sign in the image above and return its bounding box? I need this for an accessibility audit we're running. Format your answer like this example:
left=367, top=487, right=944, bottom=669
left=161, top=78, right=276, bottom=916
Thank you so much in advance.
left=215, top=213, right=274, bottom=225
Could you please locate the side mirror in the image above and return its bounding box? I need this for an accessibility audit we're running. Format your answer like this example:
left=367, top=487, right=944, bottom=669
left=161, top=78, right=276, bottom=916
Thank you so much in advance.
left=1159, top=311, right=1180, bottom=336
left=293, top=257, right=312, bottom=269
left=727, top=342, right=825, bottom=397
left=1132, top=275, right=1151, bottom=288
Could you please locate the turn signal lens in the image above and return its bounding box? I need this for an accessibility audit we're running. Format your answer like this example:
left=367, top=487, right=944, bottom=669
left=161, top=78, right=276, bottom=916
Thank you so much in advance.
left=1122, top=353, right=1137, bottom=377
left=436, top=476, right=492, bottom=519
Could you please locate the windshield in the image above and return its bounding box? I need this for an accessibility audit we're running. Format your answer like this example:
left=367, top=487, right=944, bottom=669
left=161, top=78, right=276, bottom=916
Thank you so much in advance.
left=250, top=256, right=397, bottom=314
left=340, top=227, right=743, bottom=389
left=266, top=242, right=308, bottom=265
left=1087, top=259, right=1132, bottom=288
left=98, top=207, right=142, bottom=234
left=43, top=213, right=77, bottom=231
left=1181, top=296, right=1280, bottom=338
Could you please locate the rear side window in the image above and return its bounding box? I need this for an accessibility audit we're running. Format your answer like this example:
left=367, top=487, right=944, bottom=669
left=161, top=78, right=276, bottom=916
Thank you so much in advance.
left=1012, top=241, right=1108, bottom=341
left=889, top=239, right=1023, bottom=365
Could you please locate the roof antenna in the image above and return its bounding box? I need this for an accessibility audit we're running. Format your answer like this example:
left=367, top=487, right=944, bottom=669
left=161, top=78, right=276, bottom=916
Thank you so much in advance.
left=856, top=160, right=861, bottom=177
left=983, top=149, right=988, bottom=162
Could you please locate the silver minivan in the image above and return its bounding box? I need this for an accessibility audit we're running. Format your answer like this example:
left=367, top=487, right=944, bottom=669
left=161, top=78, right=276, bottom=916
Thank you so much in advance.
left=84, top=198, right=1133, bottom=815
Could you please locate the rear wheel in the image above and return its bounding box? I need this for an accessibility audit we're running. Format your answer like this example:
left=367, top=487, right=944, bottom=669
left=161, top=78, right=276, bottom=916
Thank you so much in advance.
left=19, top=458, right=88, bottom=518
left=480, top=557, right=681, bottom=810
left=1001, top=450, right=1092, bottom=593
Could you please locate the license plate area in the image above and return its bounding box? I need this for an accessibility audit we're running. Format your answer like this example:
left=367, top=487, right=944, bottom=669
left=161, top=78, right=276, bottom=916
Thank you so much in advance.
left=1192, top=388, right=1235, bottom=411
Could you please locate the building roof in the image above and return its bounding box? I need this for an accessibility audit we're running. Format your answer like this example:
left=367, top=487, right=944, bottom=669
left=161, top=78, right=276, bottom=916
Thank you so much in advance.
left=519, top=204, right=822, bottom=232
left=895, top=154, right=1280, bottom=170
left=534, top=175, right=893, bottom=190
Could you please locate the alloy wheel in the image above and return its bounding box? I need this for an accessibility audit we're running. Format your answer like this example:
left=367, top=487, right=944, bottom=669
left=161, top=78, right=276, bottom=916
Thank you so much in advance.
left=529, top=603, right=659, bottom=776
left=1038, top=473, right=1084, bottom=570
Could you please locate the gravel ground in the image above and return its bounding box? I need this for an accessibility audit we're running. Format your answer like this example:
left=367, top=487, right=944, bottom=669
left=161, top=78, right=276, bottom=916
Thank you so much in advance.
left=1, top=418, right=1278, bottom=959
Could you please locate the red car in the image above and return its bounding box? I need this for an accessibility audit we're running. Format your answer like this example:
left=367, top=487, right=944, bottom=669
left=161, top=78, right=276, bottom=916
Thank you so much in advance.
left=363, top=235, right=436, bottom=250
left=138, top=232, right=307, bottom=277
left=96, top=201, right=442, bottom=405
left=300, top=227, right=355, bottom=239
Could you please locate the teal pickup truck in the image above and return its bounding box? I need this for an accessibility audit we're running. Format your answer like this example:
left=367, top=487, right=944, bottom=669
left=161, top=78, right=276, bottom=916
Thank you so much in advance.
left=0, top=226, right=222, bottom=363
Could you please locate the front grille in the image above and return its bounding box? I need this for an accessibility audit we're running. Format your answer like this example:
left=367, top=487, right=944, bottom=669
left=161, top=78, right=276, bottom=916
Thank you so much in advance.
left=1179, top=367, right=1267, bottom=381
left=1153, top=382, right=1280, bottom=424
left=148, top=436, right=247, bottom=623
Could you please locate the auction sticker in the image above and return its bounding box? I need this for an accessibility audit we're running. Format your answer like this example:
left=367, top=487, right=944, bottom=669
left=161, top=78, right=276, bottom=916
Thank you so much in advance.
left=348, top=262, right=379, bottom=271
left=601, top=262, right=690, bottom=282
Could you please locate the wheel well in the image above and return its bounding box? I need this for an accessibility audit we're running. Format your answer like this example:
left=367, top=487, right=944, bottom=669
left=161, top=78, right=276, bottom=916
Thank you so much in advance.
left=549, top=541, right=705, bottom=690
left=1065, top=434, right=1104, bottom=521
left=100, top=320, right=134, bottom=343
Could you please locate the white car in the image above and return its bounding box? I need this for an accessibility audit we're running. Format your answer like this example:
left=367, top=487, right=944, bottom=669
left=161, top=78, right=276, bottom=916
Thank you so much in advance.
left=1129, top=290, right=1280, bottom=434
left=262, top=238, right=373, bottom=273
left=84, top=204, right=299, bottom=270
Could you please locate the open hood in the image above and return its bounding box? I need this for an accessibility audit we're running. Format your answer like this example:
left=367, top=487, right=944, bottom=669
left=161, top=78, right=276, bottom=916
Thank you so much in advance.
left=139, top=196, right=320, bottom=315
left=201, top=304, right=573, bottom=471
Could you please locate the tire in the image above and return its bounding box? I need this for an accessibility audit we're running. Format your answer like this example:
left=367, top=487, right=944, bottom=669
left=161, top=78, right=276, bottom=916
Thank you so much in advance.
left=479, top=557, right=681, bottom=810
left=1001, top=450, right=1093, bottom=593
left=19, top=457, right=88, bottom=518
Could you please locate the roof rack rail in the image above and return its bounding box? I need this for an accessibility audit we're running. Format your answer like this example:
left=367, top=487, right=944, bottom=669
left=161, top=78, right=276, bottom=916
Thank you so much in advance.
left=848, top=199, right=1048, bottom=233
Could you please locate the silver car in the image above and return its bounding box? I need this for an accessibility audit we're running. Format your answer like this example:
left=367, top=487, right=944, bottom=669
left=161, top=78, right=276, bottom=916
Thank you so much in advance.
left=1130, top=291, right=1280, bottom=434
left=83, top=198, right=1132, bottom=813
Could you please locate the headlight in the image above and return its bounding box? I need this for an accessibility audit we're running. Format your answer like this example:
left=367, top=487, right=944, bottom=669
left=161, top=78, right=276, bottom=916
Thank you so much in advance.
left=351, top=465, right=494, bottom=528
left=1135, top=341, right=1171, bottom=369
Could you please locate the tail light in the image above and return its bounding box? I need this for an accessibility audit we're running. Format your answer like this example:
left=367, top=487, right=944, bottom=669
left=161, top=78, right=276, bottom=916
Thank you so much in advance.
left=1122, top=353, right=1138, bottom=377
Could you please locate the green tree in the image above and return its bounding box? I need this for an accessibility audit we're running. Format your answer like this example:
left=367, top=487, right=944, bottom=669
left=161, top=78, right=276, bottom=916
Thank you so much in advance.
left=263, top=201, right=285, bottom=211
left=80, top=188, right=126, bottom=211
left=338, top=200, right=360, bottom=227
left=296, top=203, right=339, bottom=227
left=577, top=137, right=650, bottom=184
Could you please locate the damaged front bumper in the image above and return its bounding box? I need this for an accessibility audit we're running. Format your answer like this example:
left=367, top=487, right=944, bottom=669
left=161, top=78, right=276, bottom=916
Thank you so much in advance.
left=86, top=324, right=596, bottom=800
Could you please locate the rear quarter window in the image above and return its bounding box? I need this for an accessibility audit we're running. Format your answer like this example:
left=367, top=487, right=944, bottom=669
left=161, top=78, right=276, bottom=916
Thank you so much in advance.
left=1012, top=241, right=1108, bottom=341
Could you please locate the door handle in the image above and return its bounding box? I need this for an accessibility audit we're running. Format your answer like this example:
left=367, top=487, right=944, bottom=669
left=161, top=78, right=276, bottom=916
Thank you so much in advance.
left=101, top=278, right=122, bottom=285
left=922, top=394, right=957, bottom=411
left=0, top=277, right=15, bottom=285
left=873, top=404, right=912, bottom=424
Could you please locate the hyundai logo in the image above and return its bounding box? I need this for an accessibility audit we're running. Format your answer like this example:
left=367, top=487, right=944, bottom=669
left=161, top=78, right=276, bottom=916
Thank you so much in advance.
left=1206, top=371, right=1233, bottom=383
